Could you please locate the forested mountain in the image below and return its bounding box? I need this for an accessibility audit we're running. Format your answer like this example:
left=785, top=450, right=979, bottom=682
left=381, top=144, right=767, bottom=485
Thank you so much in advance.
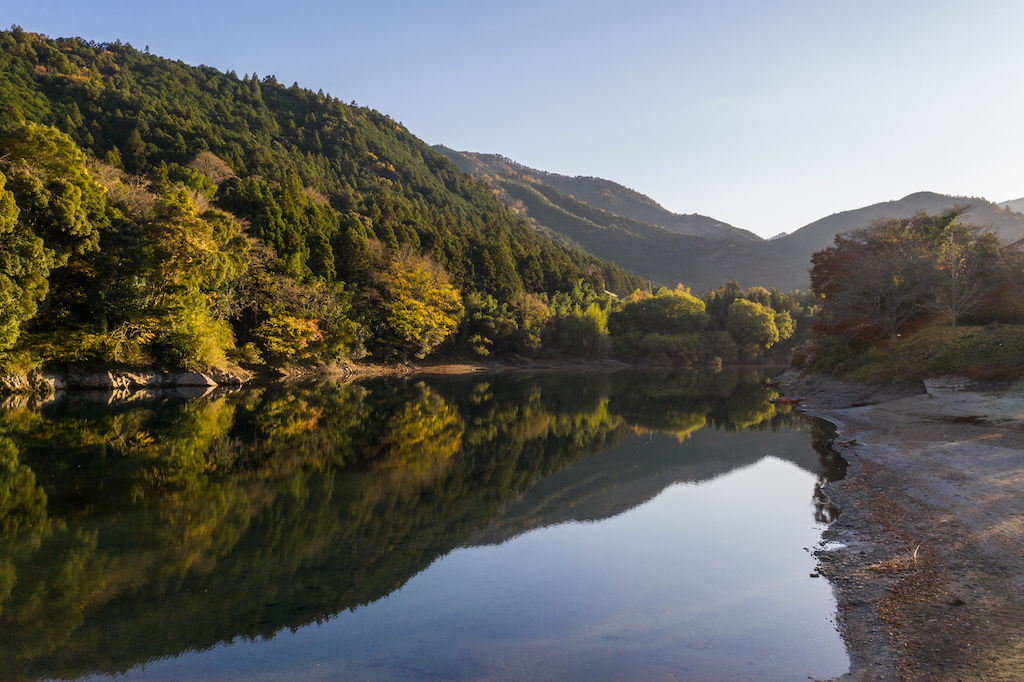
left=999, top=196, right=1024, bottom=214
left=0, top=28, right=647, bottom=368
left=6, top=28, right=1015, bottom=370
left=433, top=145, right=1024, bottom=294
left=434, top=147, right=761, bottom=242
left=772, top=191, right=1024, bottom=258
left=464, top=171, right=796, bottom=294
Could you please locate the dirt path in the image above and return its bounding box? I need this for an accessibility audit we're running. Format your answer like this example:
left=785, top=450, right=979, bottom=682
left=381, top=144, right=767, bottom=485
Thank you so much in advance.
left=779, top=371, right=1024, bottom=681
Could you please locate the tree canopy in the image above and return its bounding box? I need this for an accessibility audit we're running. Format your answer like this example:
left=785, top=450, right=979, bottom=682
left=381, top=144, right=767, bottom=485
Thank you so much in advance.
left=0, top=28, right=651, bottom=367
left=802, top=208, right=1024, bottom=377
left=810, top=208, right=1011, bottom=342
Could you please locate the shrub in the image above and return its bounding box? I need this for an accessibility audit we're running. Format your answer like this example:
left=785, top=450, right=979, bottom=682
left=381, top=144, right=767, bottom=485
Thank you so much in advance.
left=152, top=300, right=235, bottom=369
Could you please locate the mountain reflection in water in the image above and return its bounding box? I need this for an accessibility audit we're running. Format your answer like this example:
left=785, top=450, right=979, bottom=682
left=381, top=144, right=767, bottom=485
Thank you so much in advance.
left=0, top=368, right=847, bottom=681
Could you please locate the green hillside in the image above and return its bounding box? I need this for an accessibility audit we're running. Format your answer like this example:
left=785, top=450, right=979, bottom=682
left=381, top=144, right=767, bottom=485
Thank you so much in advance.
left=0, top=28, right=647, bottom=367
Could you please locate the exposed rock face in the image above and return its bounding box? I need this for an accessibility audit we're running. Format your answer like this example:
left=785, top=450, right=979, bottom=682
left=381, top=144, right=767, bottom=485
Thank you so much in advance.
left=0, top=373, right=54, bottom=393
left=0, top=366, right=254, bottom=394
left=172, top=371, right=219, bottom=387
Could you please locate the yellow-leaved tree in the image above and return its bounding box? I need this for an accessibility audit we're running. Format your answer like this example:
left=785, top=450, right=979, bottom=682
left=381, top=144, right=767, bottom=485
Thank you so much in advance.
left=367, top=243, right=463, bottom=360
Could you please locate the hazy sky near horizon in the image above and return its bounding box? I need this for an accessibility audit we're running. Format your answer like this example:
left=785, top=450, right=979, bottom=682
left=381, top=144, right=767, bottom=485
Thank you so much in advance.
left=10, top=0, right=1024, bottom=237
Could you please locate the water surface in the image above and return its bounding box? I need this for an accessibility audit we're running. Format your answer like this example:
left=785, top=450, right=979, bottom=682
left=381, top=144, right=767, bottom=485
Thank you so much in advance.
left=0, top=368, right=848, bottom=681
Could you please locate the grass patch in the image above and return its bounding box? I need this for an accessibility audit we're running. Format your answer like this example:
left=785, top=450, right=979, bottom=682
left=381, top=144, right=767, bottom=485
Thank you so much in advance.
left=845, top=324, right=1024, bottom=383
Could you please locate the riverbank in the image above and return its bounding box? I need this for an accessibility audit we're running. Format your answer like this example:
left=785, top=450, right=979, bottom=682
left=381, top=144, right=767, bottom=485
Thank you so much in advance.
left=0, top=357, right=641, bottom=395
left=778, top=370, right=1024, bottom=681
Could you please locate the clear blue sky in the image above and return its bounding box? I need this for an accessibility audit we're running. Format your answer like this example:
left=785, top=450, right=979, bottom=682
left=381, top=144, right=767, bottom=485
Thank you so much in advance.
left=10, top=0, right=1024, bottom=237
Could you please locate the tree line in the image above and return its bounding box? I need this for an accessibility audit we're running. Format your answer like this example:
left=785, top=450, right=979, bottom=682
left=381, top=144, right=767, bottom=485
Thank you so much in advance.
left=0, top=28, right=646, bottom=368
left=0, top=28, right=817, bottom=370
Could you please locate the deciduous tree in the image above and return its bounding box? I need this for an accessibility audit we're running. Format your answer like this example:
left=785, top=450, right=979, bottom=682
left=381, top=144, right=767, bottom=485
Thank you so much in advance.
left=726, top=299, right=779, bottom=357
left=810, top=210, right=965, bottom=341
left=366, top=243, right=463, bottom=360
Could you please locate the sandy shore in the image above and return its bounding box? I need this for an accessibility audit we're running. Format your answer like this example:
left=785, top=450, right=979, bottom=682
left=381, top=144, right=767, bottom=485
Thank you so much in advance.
left=778, top=370, right=1024, bottom=681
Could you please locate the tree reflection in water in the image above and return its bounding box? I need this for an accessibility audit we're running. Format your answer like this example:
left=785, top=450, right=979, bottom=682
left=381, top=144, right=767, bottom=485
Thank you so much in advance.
left=0, top=367, right=844, bottom=681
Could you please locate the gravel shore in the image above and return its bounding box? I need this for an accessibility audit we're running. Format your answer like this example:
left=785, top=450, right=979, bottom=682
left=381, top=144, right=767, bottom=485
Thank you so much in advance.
left=778, top=370, right=1024, bottom=681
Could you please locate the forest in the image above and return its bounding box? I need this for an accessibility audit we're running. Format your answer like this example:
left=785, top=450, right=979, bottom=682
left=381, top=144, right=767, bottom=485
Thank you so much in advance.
left=0, top=27, right=820, bottom=372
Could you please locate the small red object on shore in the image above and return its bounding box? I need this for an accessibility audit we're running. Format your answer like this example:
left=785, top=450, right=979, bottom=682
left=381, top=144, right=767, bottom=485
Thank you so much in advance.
left=768, top=396, right=805, bottom=405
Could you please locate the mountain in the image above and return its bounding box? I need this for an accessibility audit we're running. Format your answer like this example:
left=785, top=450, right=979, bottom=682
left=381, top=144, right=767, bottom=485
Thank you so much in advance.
left=999, top=197, right=1024, bottom=216
left=477, top=171, right=795, bottom=294
left=434, top=146, right=761, bottom=242
left=434, top=143, right=1024, bottom=294
left=772, top=191, right=1024, bottom=258
left=433, top=147, right=794, bottom=293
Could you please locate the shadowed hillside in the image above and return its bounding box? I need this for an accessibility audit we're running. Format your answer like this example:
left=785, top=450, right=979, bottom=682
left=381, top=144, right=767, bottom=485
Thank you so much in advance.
left=434, top=144, right=1024, bottom=294
left=486, top=173, right=797, bottom=293
left=434, top=146, right=761, bottom=242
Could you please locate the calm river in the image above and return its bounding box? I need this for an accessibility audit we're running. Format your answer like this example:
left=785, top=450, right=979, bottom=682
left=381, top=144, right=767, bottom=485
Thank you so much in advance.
left=0, top=368, right=849, bottom=681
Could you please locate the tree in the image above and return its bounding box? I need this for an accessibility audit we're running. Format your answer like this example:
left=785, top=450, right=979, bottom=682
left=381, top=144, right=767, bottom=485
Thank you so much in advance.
left=187, top=152, right=234, bottom=184
left=0, top=123, right=108, bottom=350
left=702, top=280, right=744, bottom=330
left=0, top=171, right=51, bottom=350
left=610, top=284, right=709, bottom=336
left=122, top=127, right=148, bottom=174
left=0, top=121, right=105, bottom=265
left=726, top=299, right=778, bottom=357
left=366, top=244, right=463, bottom=360
left=774, top=311, right=795, bottom=342
left=928, top=225, right=998, bottom=330
left=458, top=292, right=517, bottom=357
left=511, top=292, right=550, bottom=357
left=254, top=314, right=323, bottom=357
left=810, top=211, right=965, bottom=341
left=607, top=286, right=712, bottom=364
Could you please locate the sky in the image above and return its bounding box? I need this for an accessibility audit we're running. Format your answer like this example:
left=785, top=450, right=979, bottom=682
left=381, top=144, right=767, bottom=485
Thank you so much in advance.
left=9, top=0, right=1024, bottom=238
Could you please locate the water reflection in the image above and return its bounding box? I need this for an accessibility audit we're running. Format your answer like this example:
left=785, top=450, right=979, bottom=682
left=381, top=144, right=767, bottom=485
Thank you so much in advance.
left=0, top=368, right=845, bottom=681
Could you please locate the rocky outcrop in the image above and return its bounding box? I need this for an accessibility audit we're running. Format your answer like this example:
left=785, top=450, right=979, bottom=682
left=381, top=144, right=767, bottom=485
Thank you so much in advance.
left=0, top=365, right=254, bottom=395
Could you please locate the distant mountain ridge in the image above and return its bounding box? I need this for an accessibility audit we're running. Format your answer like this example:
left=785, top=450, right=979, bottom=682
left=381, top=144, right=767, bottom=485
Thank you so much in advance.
left=433, top=146, right=761, bottom=242
left=1000, top=197, right=1024, bottom=215
left=772, top=191, right=1024, bottom=257
left=434, top=147, right=1024, bottom=294
left=489, top=173, right=782, bottom=293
